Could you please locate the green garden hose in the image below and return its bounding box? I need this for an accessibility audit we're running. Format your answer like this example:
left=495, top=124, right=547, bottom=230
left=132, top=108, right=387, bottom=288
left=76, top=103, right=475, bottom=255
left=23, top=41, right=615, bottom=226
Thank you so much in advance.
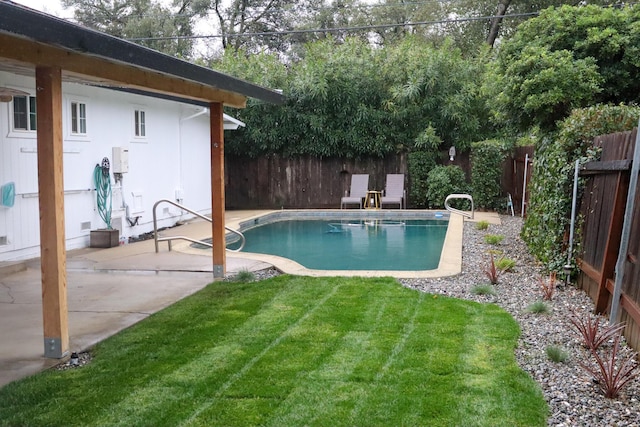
left=94, top=159, right=112, bottom=229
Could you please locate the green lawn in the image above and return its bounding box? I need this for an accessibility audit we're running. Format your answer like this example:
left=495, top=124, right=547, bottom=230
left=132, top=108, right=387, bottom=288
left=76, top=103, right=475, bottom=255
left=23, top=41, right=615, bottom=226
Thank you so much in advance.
left=0, top=276, right=547, bottom=426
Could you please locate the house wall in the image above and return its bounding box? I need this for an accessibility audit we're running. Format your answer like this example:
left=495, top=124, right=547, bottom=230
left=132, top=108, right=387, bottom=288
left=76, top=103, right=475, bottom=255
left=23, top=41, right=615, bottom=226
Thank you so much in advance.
left=0, top=71, right=214, bottom=261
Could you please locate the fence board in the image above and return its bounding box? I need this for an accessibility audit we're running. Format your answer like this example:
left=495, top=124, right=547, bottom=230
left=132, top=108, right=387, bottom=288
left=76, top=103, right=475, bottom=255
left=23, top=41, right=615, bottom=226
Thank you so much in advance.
left=578, top=128, right=640, bottom=352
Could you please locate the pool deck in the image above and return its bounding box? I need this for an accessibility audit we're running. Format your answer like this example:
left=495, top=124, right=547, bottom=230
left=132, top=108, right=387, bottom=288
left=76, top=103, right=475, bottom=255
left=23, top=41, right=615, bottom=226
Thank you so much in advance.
left=0, top=209, right=499, bottom=388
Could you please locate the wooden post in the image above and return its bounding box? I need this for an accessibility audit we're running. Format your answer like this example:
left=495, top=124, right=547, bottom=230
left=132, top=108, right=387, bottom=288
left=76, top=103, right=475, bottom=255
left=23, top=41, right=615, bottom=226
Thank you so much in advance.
left=210, top=102, right=226, bottom=278
left=36, top=66, right=69, bottom=358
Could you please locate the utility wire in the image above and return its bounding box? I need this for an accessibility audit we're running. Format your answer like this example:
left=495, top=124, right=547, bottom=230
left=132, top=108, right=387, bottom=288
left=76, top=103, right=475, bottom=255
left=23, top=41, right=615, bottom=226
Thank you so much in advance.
left=128, top=12, right=539, bottom=41
left=67, top=1, right=495, bottom=20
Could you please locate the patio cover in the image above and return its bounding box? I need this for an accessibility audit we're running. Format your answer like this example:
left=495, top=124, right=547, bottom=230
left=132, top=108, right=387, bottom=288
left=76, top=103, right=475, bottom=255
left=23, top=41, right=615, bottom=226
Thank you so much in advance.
left=0, top=0, right=284, bottom=359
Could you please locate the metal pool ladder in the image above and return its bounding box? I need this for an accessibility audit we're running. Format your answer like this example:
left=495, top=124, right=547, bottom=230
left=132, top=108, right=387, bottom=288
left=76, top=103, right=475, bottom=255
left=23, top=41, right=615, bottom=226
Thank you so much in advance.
left=444, top=194, right=474, bottom=219
left=152, top=199, right=245, bottom=252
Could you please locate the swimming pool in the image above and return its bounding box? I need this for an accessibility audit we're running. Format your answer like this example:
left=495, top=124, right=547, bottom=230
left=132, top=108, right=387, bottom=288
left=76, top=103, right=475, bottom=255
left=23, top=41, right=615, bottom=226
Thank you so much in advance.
left=220, top=210, right=463, bottom=278
left=234, top=219, right=447, bottom=271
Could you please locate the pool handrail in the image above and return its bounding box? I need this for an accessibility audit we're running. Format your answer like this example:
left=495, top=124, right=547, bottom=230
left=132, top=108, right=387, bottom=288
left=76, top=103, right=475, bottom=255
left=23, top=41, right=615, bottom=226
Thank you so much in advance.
left=152, top=199, right=245, bottom=253
left=444, top=194, right=474, bottom=219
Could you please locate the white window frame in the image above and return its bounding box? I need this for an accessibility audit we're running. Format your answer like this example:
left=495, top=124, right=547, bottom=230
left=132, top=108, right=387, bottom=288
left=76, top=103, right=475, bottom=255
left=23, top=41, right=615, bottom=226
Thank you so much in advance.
left=63, top=95, right=91, bottom=141
left=133, top=108, right=146, bottom=139
left=70, top=100, right=88, bottom=135
left=8, top=92, right=37, bottom=137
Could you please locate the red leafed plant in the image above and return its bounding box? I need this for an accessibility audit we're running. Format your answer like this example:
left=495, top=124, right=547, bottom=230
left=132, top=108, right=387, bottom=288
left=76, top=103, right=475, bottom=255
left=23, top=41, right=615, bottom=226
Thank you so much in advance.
left=483, top=253, right=502, bottom=285
left=568, top=309, right=626, bottom=351
left=539, top=272, right=557, bottom=301
left=579, top=333, right=639, bottom=399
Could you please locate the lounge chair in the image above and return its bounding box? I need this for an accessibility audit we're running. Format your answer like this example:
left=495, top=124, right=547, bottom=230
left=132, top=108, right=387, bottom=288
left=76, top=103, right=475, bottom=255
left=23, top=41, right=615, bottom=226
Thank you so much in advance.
left=381, top=174, right=406, bottom=209
left=341, top=174, right=369, bottom=209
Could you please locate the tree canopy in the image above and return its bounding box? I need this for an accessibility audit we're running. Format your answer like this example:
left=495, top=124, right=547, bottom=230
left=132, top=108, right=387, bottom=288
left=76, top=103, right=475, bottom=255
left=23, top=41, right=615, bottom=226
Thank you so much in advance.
left=63, top=0, right=618, bottom=59
left=62, top=0, right=195, bottom=58
left=214, top=37, right=493, bottom=158
left=489, top=4, right=640, bottom=132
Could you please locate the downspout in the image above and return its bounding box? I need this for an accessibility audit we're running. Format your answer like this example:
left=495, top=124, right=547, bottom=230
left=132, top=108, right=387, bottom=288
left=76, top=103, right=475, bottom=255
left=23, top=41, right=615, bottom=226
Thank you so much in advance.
left=610, top=123, right=640, bottom=324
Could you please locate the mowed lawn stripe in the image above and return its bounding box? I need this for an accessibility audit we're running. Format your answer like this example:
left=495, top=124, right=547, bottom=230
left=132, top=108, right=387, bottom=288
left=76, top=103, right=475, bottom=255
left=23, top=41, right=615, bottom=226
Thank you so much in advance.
left=93, top=277, right=343, bottom=427
left=183, top=278, right=409, bottom=426
left=180, top=280, right=343, bottom=426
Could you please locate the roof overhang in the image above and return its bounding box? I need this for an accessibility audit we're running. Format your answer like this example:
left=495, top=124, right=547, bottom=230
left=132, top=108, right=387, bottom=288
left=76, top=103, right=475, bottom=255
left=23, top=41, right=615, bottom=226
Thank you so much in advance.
left=0, top=1, right=285, bottom=108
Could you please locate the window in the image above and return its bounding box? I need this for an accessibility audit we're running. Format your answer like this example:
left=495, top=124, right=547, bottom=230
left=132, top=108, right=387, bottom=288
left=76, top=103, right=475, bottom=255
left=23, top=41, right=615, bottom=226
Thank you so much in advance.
left=134, top=109, right=146, bottom=137
left=70, top=101, right=87, bottom=134
left=13, top=95, right=37, bottom=131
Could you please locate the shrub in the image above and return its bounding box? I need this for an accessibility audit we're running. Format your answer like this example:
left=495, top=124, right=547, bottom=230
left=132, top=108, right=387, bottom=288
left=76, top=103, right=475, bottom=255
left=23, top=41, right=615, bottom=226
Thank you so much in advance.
left=522, top=104, right=640, bottom=273
left=471, top=284, right=497, bottom=296
left=579, top=333, right=639, bottom=399
left=568, top=310, right=626, bottom=351
left=526, top=301, right=551, bottom=315
left=546, top=345, right=569, bottom=363
left=475, top=220, right=489, bottom=230
left=426, top=165, right=469, bottom=209
left=484, top=234, right=504, bottom=245
left=471, top=139, right=512, bottom=210
left=408, top=150, right=438, bottom=209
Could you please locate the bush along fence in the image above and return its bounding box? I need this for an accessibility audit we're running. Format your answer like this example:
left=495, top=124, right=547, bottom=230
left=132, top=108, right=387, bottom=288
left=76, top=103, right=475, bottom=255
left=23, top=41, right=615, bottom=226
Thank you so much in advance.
left=577, top=128, right=640, bottom=352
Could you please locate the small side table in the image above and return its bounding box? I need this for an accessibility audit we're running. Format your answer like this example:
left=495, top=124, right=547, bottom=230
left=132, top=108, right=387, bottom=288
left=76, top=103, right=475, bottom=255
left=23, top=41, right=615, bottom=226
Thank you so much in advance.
left=364, top=191, right=382, bottom=209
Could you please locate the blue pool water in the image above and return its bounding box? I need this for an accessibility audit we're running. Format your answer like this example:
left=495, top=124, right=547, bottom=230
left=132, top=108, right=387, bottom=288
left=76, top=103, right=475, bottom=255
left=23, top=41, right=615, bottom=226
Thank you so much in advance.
left=236, top=219, right=448, bottom=271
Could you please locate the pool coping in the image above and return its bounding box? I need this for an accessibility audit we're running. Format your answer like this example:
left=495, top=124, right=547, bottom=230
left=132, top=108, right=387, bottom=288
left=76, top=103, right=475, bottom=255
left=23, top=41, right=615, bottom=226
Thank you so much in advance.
left=231, top=210, right=463, bottom=278
left=173, top=209, right=503, bottom=279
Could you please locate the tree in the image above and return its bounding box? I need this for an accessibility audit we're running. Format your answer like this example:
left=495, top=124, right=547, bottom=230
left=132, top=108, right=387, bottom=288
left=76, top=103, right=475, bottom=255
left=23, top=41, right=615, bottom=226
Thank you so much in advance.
left=447, top=0, right=617, bottom=49
left=488, top=45, right=602, bottom=132
left=486, top=0, right=513, bottom=47
left=193, top=0, right=370, bottom=57
left=384, top=37, right=494, bottom=151
left=359, top=0, right=450, bottom=47
left=216, top=36, right=493, bottom=160
left=488, top=4, right=640, bottom=133
left=61, top=0, right=196, bottom=58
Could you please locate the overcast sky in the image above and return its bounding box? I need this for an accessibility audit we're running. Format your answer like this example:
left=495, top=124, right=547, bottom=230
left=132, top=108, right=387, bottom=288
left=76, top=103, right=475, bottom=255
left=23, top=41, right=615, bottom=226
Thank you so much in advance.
left=10, top=0, right=73, bottom=17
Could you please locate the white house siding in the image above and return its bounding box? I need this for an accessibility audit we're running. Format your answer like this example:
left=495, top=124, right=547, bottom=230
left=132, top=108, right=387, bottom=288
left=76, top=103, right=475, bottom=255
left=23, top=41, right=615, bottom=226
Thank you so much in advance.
left=0, top=71, right=216, bottom=261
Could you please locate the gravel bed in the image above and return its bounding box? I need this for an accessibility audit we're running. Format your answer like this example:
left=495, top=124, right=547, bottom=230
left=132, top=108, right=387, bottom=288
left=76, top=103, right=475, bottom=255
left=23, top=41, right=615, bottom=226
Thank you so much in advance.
left=401, top=215, right=640, bottom=426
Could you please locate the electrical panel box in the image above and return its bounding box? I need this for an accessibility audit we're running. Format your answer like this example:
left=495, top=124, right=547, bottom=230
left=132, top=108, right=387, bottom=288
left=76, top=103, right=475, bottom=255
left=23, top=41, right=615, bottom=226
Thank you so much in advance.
left=112, top=146, right=129, bottom=173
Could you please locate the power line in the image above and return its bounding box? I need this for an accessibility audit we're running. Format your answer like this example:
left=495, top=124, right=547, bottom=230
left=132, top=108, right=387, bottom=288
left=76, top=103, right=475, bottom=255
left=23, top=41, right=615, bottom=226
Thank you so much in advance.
left=128, top=12, right=539, bottom=41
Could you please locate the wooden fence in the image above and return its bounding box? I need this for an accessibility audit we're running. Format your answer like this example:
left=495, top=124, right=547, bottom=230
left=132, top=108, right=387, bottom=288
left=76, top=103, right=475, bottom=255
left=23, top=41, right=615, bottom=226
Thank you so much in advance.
left=225, top=154, right=408, bottom=209
left=577, top=129, right=640, bottom=350
left=225, top=149, right=528, bottom=210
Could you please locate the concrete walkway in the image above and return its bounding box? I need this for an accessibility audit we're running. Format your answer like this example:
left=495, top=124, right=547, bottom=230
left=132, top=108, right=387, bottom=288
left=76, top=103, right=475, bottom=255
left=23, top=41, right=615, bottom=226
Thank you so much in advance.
left=0, top=211, right=273, bottom=388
